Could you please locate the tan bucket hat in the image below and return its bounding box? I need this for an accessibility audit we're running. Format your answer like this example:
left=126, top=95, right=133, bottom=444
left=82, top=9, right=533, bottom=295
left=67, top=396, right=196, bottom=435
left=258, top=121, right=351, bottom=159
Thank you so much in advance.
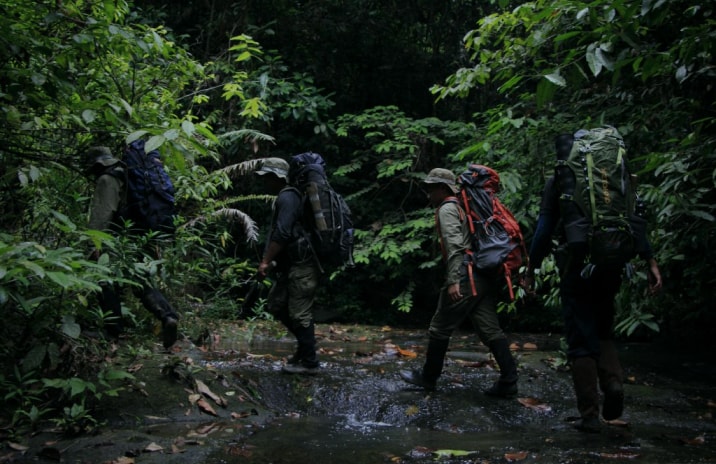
left=423, top=168, right=459, bottom=194
left=255, top=157, right=290, bottom=181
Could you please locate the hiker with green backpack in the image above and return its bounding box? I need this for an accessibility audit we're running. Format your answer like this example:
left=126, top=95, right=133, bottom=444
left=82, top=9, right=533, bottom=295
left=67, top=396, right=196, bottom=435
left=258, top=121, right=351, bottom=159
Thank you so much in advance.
left=523, top=128, right=662, bottom=432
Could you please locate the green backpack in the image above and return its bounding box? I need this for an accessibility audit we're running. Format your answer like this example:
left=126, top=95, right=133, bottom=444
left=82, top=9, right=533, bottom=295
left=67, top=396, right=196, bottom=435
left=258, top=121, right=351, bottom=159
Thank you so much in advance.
left=555, top=126, right=637, bottom=268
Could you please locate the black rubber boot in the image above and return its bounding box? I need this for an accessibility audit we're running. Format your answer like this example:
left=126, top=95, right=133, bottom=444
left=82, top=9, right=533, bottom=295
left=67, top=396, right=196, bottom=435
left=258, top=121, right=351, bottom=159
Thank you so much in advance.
left=99, top=282, right=123, bottom=338
left=571, top=356, right=601, bottom=433
left=140, top=287, right=179, bottom=349
left=275, top=311, right=300, bottom=365
left=484, top=338, right=518, bottom=398
left=598, top=340, right=624, bottom=421
left=282, top=322, right=319, bottom=375
left=400, top=338, right=449, bottom=391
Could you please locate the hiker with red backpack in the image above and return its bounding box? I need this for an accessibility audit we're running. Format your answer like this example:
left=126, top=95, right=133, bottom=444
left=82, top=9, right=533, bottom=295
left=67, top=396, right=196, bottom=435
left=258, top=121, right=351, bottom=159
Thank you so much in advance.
left=523, top=130, right=662, bottom=432
left=400, top=167, right=519, bottom=397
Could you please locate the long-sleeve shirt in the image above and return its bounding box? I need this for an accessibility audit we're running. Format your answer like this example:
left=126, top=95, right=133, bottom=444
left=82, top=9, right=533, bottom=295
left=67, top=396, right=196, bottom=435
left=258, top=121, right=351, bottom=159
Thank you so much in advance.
left=88, top=172, right=123, bottom=231
left=436, top=199, right=471, bottom=286
left=529, top=176, right=653, bottom=270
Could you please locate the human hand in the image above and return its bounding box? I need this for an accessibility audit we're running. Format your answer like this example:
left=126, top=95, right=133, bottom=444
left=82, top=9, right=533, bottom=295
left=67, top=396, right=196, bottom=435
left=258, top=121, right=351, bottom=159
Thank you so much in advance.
left=447, top=282, right=463, bottom=302
left=257, top=260, right=276, bottom=279
left=647, top=258, right=662, bottom=295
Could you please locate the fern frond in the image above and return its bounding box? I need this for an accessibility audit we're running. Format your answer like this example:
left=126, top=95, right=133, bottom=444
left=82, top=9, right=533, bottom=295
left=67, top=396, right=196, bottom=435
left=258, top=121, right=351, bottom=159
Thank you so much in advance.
left=184, top=208, right=259, bottom=243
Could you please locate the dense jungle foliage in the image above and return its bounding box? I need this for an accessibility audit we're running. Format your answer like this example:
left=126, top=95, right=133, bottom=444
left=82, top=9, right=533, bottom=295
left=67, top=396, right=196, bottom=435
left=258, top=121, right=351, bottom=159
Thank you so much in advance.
left=0, top=0, right=713, bottom=434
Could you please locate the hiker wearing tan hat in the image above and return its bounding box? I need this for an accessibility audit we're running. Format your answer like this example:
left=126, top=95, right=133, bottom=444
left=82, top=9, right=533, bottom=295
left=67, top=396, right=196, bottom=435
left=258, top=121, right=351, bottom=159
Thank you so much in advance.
left=400, top=167, right=518, bottom=397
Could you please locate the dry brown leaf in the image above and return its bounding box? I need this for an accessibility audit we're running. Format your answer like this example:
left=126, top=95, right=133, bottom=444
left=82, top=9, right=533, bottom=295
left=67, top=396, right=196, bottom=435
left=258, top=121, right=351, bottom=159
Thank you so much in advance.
left=680, top=434, right=705, bottom=446
left=197, top=398, right=219, bottom=416
left=195, top=379, right=227, bottom=407
left=110, top=457, right=135, bottom=464
left=505, top=450, right=528, bottom=461
left=522, top=342, right=538, bottom=350
left=381, top=325, right=392, bottom=332
left=517, top=397, right=552, bottom=412
left=509, top=342, right=520, bottom=350
left=397, top=346, right=418, bottom=358
left=143, top=442, right=163, bottom=452
left=598, top=452, right=640, bottom=459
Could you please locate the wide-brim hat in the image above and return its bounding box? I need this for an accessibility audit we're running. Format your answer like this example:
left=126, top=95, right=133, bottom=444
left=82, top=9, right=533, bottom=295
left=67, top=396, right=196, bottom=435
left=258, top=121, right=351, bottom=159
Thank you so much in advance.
left=255, top=157, right=289, bottom=181
left=84, top=146, right=120, bottom=174
left=423, top=168, right=459, bottom=194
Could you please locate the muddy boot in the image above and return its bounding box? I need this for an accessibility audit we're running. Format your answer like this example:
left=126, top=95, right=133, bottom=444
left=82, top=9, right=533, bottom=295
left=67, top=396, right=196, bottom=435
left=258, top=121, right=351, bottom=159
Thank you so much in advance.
left=99, top=282, right=123, bottom=338
left=598, top=340, right=624, bottom=421
left=484, top=338, right=518, bottom=398
left=140, top=287, right=179, bottom=349
left=571, top=356, right=601, bottom=433
left=282, top=322, right=319, bottom=375
left=400, top=338, right=449, bottom=391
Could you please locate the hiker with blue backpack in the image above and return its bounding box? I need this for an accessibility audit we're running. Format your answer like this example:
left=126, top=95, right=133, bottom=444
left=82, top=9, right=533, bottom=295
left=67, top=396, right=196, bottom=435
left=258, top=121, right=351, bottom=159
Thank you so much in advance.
left=400, top=167, right=519, bottom=397
left=84, top=144, right=179, bottom=350
left=523, top=128, right=662, bottom=432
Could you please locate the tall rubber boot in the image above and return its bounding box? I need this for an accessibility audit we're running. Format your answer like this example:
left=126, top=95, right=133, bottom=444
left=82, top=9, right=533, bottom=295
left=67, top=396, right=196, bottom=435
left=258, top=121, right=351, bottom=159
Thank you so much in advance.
left=274, top=311, right=301, bottom=365
left=282, top=322, right=319, bottom=375
left=400, top=338, right=449, bottom=391
left=484, top=338, right=518, bottom=398
left=571, top=356, right=601, bottom=432
left=139, top=287, right=179, bottom=349
left=99, top=282, right=123, bottom=338
left=598, top=340, right=624, bottom=420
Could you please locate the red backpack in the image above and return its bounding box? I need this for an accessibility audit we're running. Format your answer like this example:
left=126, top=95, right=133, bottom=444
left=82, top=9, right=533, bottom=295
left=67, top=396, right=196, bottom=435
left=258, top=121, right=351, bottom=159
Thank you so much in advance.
left=457, top=164, right=527, bottom=301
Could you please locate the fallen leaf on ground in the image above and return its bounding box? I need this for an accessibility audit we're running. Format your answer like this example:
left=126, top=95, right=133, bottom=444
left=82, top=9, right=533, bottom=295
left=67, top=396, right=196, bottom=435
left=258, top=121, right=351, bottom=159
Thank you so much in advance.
left=595, top=452, right=639, bottom=459
left=680, top=434, right=705, bottom=445
left=509, top=342, right=520, bottom=350
left=143, top=442, right=163, bottom=452
left=604, top=418, right=629, bottom=426
left=8, top=443, right=28, bottom=451
left=195, top=379, right=227, bottom=407
left=397, top=346, right=417, bottom=358
left=523, top=342, right=538, bottom=350
left=106, top=457, right=134, bottom=464
left=434, top=449, right=476, bottom=458
left=518, top=397, right=552, bottom=412
left=505, top=451, right=528, bottom=461
left=405, top=405, right=419, bottom=416
left=127, top=363, right=143, bottom=373
left=197, top=398, right=219, bottom=416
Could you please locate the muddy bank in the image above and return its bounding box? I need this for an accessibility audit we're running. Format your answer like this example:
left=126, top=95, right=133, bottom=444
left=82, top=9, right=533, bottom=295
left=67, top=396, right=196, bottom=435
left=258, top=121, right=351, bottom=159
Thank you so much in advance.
left=8, top=321, right=716, bottom=463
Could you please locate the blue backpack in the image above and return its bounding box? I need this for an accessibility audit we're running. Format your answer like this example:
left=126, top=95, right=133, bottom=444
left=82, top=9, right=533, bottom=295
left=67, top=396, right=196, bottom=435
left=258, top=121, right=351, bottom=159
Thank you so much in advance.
left=117, top=139, right=176, bottom=233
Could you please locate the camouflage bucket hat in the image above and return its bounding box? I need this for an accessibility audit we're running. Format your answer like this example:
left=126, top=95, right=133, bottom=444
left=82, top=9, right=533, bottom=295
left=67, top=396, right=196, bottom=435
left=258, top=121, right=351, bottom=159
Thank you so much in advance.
left=255, top=157, right=290, bottom=181
left=423, top=168, right=459, bottom=194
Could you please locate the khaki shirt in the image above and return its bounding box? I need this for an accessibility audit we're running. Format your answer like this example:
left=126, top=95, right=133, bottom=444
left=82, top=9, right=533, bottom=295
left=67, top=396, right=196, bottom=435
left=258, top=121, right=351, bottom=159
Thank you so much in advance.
left=88, top=172, right=123, bottom=231
left=436, top=199, right=471, bottom=286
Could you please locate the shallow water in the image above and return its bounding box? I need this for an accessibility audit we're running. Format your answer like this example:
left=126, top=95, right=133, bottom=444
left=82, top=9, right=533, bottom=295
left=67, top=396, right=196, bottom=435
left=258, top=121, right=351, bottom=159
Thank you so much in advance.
left=17, top=323, right=716, bottom=463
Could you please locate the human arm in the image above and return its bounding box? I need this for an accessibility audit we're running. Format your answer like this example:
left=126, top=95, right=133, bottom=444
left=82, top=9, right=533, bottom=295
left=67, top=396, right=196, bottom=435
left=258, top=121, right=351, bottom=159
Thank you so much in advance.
left=258, top=188, right=302, bottom=277
left=437, top=201, right=469, bottom=302
left=646, top=257, right=662, bottom=295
